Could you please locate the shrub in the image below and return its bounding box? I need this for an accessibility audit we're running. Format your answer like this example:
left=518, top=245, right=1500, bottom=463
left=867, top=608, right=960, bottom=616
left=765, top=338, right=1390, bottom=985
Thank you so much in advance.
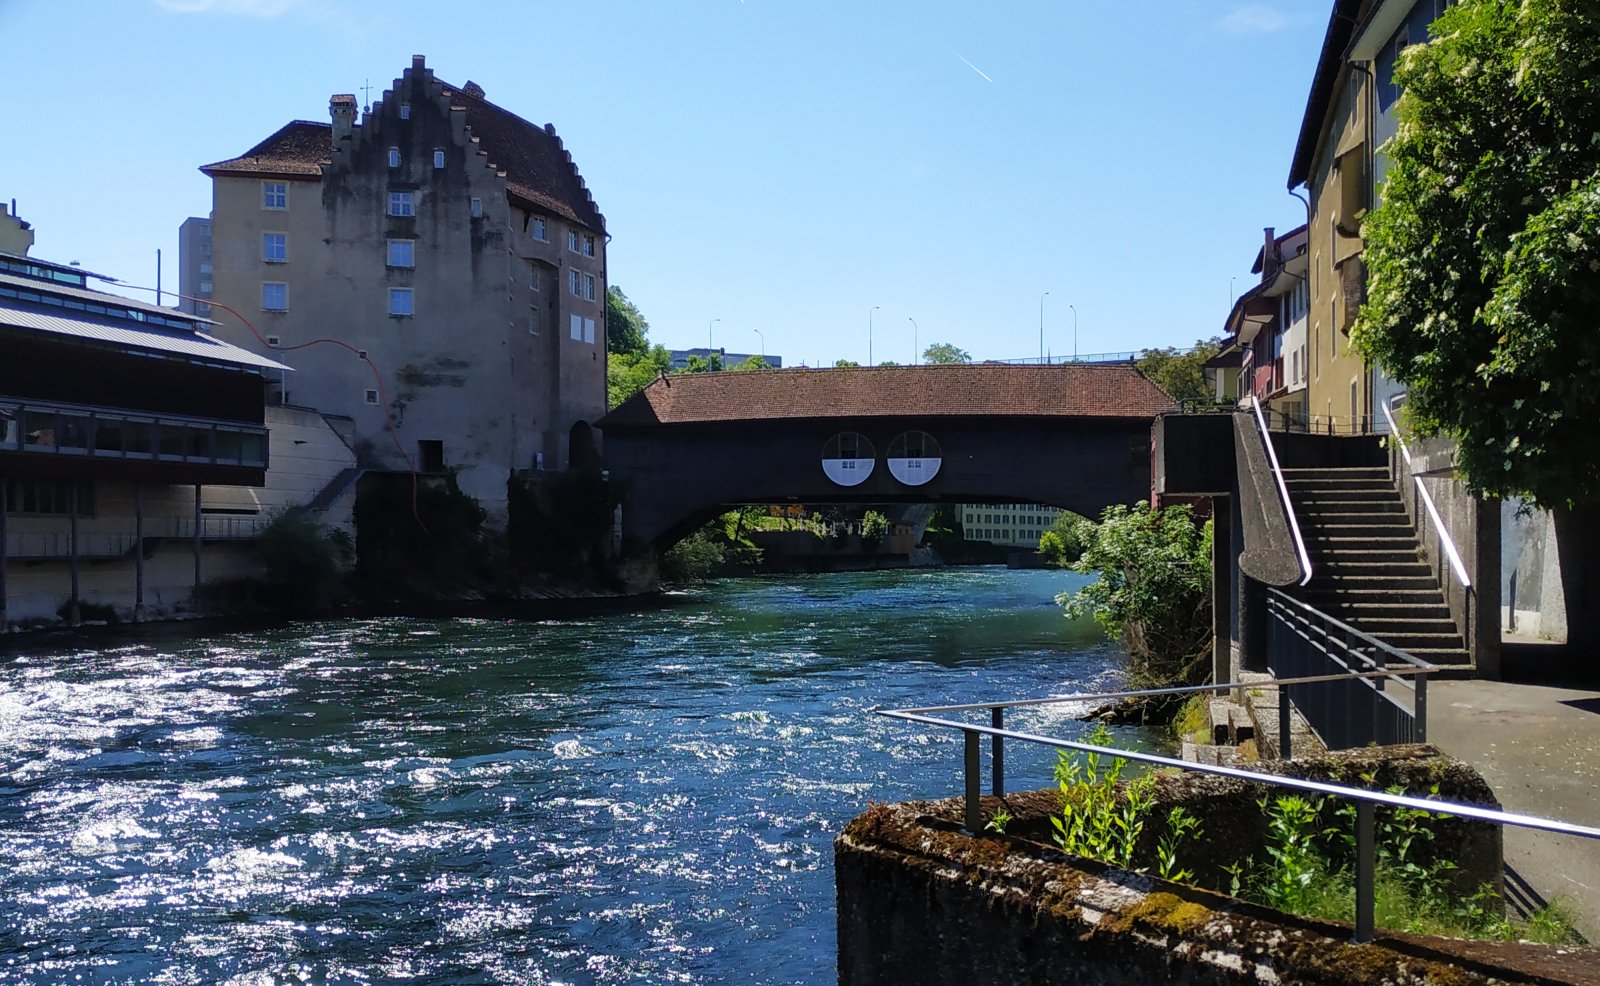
left=255, top=507, right=345, bottom=611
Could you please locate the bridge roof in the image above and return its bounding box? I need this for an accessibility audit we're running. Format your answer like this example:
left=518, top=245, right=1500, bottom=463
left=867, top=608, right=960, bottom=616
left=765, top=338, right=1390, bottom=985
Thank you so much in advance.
left=598, top=363, right=1175, bottom=429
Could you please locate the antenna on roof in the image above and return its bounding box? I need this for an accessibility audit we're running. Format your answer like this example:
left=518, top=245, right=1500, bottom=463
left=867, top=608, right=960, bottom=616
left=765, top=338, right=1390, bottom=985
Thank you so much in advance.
left=360, top=78, right=373, bottom=113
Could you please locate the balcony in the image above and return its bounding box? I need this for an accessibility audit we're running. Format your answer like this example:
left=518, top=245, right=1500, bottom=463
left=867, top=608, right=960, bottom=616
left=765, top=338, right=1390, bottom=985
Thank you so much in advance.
left=0, top=397, right=268, bottom=470
left=5, top=515, right=270, bottom=561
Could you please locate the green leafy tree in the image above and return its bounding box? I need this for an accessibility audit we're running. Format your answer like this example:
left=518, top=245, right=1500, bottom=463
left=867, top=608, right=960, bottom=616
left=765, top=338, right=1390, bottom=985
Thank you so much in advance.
left=606, top=286, right=650, bottom=357
left=1059, top=502, right=1212, bottom=689
left=1353, top=0, right=1600, bottom=510
left=734, top=355, right=770, bottom=371
left=860, top=510, right=890, bottom=552
left=922, top=343, right=971, bottom=364
left=1135, top=338, right=1223, bottom=403
left=877, top=360, right=899, bottom=367
left=682, top=353, right=724, bottom=373
left=833, top=358, right=860, bottom=368
left=606, top=344, right=672, bottom=409
left=1037, top=510, right=1090, bottom=567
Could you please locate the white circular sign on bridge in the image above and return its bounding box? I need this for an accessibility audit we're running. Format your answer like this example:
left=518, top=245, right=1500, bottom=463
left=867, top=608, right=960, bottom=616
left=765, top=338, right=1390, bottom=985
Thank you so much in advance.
left=821, top=431, right=876, bottom=487
left=887, top=431, right=942, bottom=486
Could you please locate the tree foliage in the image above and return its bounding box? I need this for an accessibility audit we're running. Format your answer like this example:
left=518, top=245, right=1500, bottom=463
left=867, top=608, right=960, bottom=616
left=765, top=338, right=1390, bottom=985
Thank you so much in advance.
left=682, top=353, right=724, bottom=373
left=860, top=509, right=890, bottom=551
left=1135, top=338, right=1224, bottom=403
left=1036, top=510, right=1090, bottom=567
left=833, top=359, right=860, bottom=368
left=733, top=355, right=771, bottom=371
left=607, top=344, right=672, bottom=409
left=1353, top=0, right=1600, bottom=508
left=1059, top=502, right=1213, bottom=689
left=606, top=286, right=650, bottom=358
left=921, top=343, right=971, bottom=365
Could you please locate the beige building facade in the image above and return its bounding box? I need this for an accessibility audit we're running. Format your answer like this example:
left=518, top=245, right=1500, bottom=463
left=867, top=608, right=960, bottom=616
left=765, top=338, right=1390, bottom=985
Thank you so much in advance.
left=201, top=56, right=607, bottom=513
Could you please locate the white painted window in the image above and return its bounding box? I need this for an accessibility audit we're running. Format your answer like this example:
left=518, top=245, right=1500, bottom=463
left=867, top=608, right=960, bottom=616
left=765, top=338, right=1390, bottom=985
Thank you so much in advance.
left=582, top=234, right=596, bottom=257
left=387, top=239, right=415, bottom=268
left=364, top=389, right=380, bottom=405
left=388, top=191, right=414, bottom=217
left=532, top=217, right=548, bottom=241
left=262, top=232, right=287, bottom=263
left=582, top=272, right=596, bottom=301
left=387, top=147, right=401, bottom=168
left=568, top=269, right=580, bottom=296
left=199, top=263, right=211, bottom=274
left=529, top=263, right=540, bottom=290
left=583, top=317, right=596, bottom=344
left=199, top=280, right=212, bottom=295
left=433, top=149, right=445, bottom=169
left=529, top=306, right=540, bottom=335
left=389, top=287, right=414, bottom=316
left=470, top=197, right=483, bottom=218
left=567, top=230, right=579, bottom=252
left=262, top=182, right=287, bottom=210
left=262, top=282, right=288, bottom=311
left=400, top=102, right=411, bottom=120
left=570, top=313, right=583, bottom=340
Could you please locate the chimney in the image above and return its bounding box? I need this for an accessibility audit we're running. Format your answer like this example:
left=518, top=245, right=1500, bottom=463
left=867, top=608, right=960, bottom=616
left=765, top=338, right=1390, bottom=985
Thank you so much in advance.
left=463, top=80, right=485, bottom=99
left=330, top=93, right=357, bottom=142
left=1263, top=226, right=1277, bottom=280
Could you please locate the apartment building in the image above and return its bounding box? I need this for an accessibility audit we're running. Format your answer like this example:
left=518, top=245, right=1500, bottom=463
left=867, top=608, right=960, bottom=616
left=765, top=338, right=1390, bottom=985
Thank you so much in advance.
left=962, top=504, right=1063, bottom=549
left=176, top=216, right=214, bottom=317
left=1220, top=225, right=1310, bottom=423
left=199, top=55, right=607, bottom=513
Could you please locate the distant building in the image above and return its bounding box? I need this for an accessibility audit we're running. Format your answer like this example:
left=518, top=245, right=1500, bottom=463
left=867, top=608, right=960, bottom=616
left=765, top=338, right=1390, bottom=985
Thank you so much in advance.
left=0, top=201, right=33, bottom=256
left=668, top=347, right=782, bottom=371
left=1218, top=224, right=1309, bottom=422
left=176, top=216, right=214, bottom=316
left=962, top=503, right=1062, bottom=548
left=0, top=246, right=356, bottom=627
left=199, top=55, right=607, bottom=512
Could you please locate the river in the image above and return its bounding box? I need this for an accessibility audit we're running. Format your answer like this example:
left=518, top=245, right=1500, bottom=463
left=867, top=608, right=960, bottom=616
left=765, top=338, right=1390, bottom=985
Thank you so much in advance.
left=0, top=568, right=1139, bottom=985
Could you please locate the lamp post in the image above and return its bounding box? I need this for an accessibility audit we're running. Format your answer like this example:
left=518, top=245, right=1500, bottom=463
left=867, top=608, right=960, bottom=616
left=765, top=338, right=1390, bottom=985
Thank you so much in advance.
left=1039, top=291, right=1050, bottom=363
left=708, top=317, right=720, bottom=370
left=908, top=316, right=919, bottom=365
left=1068, top=304, right=1078, bottom=361
left=753, top=328, right=765, bottom=363
left=868, top=306, right=880, bottom=366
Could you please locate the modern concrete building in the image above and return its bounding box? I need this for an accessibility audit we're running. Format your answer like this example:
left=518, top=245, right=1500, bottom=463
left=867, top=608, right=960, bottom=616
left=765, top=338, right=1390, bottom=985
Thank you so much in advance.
left=0, top=246, right=357, bottom=628
left=199, top=55, right=607, bottom=513
left=668, top=348, right=783, bottom=371
left=961, top=504, right=1062, bottom=548
left=176, top=216, right=214, bottom=317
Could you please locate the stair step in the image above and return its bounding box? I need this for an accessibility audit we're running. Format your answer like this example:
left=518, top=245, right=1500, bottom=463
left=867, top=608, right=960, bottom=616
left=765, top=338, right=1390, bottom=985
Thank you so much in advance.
left=1368, top=632, right=1467, bottom=650
left=1307, top=576, right=1438, bottom=591
left=1283, top=477, right=1396, bottom=490
left=1280, top=467, right=1390, bottom=477
left=1297, top=501, right=1407, bottom=514
left=1342, top=616, right=1460, bottom=632
left=1292, top=491, right=1405, bottom=504
left=1309, top=549, right=1424, bottom=561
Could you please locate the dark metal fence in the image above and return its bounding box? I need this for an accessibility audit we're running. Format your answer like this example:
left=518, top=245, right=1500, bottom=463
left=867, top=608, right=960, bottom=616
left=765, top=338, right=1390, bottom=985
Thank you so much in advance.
left=1266, top=588, right=1432, bottom=756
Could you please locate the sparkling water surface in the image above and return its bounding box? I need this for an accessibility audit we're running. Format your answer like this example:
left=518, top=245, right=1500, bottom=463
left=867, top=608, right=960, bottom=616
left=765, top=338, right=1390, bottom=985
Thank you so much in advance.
left=0, top=568, right=1132, bottom=984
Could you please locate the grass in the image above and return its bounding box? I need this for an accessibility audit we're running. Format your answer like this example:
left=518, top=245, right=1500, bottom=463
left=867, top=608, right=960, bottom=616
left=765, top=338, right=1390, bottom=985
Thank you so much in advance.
left=1171, top=693, right=1211, bottom=746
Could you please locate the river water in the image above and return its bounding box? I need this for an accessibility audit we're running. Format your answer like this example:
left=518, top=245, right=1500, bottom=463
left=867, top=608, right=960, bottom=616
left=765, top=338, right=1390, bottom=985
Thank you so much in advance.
left=0, top=568, right=1137, bottom=985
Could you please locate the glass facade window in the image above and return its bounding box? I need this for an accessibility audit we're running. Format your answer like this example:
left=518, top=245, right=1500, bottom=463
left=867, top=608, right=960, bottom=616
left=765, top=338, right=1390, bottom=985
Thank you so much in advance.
left=262, top=183, right=287, bottom=209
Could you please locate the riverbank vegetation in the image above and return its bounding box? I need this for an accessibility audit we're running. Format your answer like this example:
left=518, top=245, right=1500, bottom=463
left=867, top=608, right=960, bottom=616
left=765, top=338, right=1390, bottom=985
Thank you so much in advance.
left=1057, top=502, right=1213, bottom=721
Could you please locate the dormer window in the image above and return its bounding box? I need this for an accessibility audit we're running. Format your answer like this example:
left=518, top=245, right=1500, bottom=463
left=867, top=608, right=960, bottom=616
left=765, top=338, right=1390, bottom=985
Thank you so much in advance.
left=387, top=147, right=401, bottom=168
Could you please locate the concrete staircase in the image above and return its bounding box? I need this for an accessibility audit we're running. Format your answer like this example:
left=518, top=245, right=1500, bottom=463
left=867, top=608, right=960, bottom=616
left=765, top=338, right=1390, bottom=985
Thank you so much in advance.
left=1283, top=466, right=1470, bottom=667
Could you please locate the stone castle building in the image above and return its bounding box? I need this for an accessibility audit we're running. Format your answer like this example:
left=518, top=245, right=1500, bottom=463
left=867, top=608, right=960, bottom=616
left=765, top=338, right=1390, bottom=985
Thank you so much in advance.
left=198, top=55, right=607, bottom=511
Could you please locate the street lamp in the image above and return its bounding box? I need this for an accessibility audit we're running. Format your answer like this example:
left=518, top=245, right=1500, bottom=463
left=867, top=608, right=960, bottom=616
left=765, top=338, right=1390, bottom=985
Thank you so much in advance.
left=1039, top=291, right=1050, bottom=363
left=908, top=316, right=919, bottom=365
left=708, top=317, right=721, bottom=370
left=753, top=328, right=765, bottom=362
left=1068, top=304, right=1079, bottom=361
left=868, top=306, right=880, bottom=366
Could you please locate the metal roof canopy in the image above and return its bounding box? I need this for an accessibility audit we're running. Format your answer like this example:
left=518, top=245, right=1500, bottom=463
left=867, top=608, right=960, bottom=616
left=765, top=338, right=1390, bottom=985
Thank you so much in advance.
left=0, top=301, right=291, bottom=372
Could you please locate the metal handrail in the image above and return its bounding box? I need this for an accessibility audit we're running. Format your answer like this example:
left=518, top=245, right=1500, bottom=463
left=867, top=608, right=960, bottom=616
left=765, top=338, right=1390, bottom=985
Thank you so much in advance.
left=1250, top=399, right=1313, bottom=586
left=1382, top=396, right=1471, bottom=589
left=877, top=676, right=1600, bottom=944
left=1267, top=587, right=1433, bottom=673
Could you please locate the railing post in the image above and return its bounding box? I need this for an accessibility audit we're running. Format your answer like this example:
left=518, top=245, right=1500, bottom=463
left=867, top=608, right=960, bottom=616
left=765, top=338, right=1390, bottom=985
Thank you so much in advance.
left=1355, top=801, right=1376, bottom=943
left=991, top=707, right=1005, bottom=799
left=1279, top=684, right=1293, bottom=760
left=963, top=729, right=981, bottom=834
left=1415, top=674, right=1428, bottom=744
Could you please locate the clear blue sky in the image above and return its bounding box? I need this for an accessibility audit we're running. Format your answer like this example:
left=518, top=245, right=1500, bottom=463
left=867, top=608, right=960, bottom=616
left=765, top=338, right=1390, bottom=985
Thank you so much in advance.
left=0, top=0, right=1327, bottom=366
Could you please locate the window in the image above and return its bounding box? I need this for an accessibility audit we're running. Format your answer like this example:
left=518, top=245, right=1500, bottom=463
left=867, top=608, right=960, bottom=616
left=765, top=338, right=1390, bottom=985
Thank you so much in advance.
left=583, top=317, right=596, bottom=344
left=387, top=147, right=401, bottom=168
left=400, top=102, right=411, bottom=120
left=418, top=439, right=445, bottom=473
left=568, top=269, right=580, bottom=296
left=433, top=149, right=445, bottom=169
left=3, top=479, right=94, bottom=517
left=570, top=313, right=583, bottom=340
left=199, top=281, right=212, bottom=295
left=567, top=230, right=579, bottom=252
left=388, top=287, right=414, bottom=316
left=262, top=282, right=287, bottom=311
left=364, top=389, right=380, bottom=405
left=582, top=272, right=596, bottom=301
left=388, top=190, right=415, bottom=217
left=470, top=197, right=483, bottom=218
left=199, top=263, right=212, bottom=274
left=529, top=264, right=540, bottom=291
left=532, top=216, right=548, bottom=241
left=262, top=232, right=287, bottom=263
left=265, top=335, right=280, bottom=346
left=262, top=182, right=287, bottom=209
left=582, top=234, right=596, bottom=257
left=387, top=239, right=415, bottom=268
left=529, top=306, right=540, bottom=335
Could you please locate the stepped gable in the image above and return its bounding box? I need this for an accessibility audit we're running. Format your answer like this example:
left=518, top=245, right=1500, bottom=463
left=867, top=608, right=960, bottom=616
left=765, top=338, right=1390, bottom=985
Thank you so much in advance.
left=200, top=121, right=332, bottom=179
left=600, top=364, right=1177, bottom=428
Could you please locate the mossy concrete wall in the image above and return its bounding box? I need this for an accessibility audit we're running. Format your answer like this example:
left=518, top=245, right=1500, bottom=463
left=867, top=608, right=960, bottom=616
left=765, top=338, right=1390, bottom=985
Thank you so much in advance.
left=836, top=747, right=1596, bottom=985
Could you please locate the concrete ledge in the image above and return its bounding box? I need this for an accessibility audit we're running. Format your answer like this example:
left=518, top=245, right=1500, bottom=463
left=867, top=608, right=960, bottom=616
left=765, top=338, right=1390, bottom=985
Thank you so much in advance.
left=836, top=797, right=1597, bottom=985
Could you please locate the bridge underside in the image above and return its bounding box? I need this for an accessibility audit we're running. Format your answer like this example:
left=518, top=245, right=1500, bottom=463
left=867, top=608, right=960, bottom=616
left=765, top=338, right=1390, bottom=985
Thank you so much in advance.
left=603, top=416, right=1154, bottom=555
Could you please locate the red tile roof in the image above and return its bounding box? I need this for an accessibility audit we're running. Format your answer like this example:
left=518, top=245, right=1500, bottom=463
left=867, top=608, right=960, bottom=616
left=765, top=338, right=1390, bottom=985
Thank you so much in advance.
left=200, top=67, right=604, bottom=231
left=599, top=364, right=1176, bottom=429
